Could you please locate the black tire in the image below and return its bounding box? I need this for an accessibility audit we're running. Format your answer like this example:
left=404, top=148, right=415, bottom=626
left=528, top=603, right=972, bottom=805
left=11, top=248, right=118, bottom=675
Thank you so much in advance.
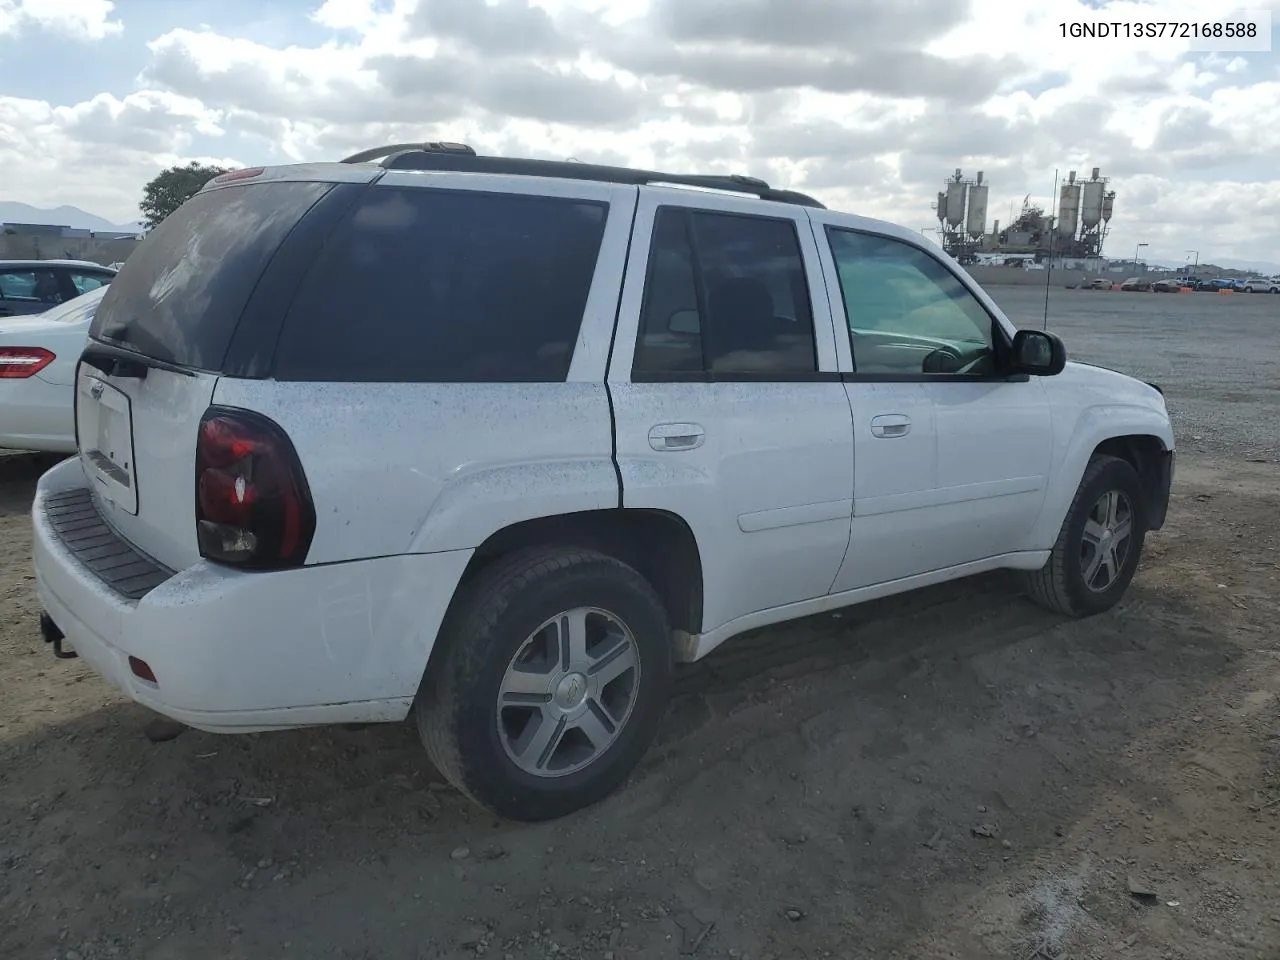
left=415, top=547, right=674, bottom=821
left=1019, top=454, right=1148, bottom=618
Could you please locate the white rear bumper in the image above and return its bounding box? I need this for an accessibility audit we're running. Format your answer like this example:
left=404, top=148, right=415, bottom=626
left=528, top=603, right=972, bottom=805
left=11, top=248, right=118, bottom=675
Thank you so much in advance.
left=32, top=457, right=473, bottom=733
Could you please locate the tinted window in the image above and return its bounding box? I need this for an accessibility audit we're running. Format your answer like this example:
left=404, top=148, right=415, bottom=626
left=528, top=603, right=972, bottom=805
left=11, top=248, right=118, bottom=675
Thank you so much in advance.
left=90, top=181, right=332, bottom=369
left=634, top=207, right=817, bottom=377
left=0, top=268, right=64, bottom=304
left=70, top=271, right=112, bottom=294
left=827, top=229, right=996, bottom=376
left=272, top=188, right=608, bottom=383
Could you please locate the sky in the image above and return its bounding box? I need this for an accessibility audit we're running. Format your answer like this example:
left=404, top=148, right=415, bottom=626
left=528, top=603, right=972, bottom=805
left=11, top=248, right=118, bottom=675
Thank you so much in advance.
left=1, top=0, right=1278, bottom=268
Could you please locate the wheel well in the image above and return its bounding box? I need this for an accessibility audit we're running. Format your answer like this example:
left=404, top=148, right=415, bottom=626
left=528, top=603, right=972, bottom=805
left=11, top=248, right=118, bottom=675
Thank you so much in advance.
left=1092, top=434, right=1168, bottom=523
left=459, top=509, right=704, bottom=636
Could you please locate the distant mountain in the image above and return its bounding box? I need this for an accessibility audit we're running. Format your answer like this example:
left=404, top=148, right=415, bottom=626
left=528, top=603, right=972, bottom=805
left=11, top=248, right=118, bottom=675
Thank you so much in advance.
left=0, top=201, right=141, bottom=234
left=1214, top=258, right=1280, bottom=275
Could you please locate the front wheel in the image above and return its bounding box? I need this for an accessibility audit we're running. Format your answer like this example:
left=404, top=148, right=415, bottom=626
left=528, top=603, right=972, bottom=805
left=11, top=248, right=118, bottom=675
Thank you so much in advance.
left=415, top=547, right=674, bottom=821
left=1019, top=454, right=1148, bottom=617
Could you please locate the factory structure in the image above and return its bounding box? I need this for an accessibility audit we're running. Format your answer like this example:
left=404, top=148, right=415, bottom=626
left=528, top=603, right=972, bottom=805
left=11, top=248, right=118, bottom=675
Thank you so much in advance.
left=933, top=167, right=1117, bottom=265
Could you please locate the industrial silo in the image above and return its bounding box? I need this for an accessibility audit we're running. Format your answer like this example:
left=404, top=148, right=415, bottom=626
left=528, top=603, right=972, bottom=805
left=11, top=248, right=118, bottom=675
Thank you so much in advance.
left=1081, top=179, right=1105, bottom=230
left=945, top=179, right=967, bottom=229
left=1101, top=192, right=1115, bottom=222
left=1057, top=172, right=1081, bottom=239
left=966, top=172, right=988, bottom=239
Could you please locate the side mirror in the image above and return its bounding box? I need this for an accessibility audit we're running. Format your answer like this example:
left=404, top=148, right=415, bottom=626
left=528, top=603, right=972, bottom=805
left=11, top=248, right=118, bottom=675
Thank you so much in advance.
left=1011, top=329, right=1067, bottom=376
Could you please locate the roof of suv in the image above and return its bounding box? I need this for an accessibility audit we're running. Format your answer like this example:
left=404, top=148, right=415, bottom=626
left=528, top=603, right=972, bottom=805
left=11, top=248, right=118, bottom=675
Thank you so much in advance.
left=204, top=141, right=828, bottom=210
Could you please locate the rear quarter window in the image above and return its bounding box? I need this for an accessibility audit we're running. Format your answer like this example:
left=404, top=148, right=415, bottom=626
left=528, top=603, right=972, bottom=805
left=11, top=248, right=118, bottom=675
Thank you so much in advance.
left=270, top=187, right=609, bottom=382
left=90, top=181, right=333, bottom=369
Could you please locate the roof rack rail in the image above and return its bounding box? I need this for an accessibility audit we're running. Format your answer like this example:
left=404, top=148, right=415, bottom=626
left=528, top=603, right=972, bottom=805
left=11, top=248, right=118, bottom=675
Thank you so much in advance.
left=338, top=141, right=825, bottom=209
left=340, top=142, right=477, bottom=164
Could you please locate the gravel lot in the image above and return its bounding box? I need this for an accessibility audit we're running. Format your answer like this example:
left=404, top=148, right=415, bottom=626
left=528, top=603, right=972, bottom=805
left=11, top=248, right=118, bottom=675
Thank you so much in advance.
left=2, top=287, right=1278, bottom=960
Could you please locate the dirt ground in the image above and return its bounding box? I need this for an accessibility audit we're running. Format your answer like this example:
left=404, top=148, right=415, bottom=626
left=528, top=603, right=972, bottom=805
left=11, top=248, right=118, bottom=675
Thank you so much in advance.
left=2, top=289, right=1279, bottom=960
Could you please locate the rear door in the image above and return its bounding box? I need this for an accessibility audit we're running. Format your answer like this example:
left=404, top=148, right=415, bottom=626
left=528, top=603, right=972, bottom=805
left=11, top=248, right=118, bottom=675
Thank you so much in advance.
left=608, top=187, right=853, bottom=636
left=75, top=178, right=345, bottom=571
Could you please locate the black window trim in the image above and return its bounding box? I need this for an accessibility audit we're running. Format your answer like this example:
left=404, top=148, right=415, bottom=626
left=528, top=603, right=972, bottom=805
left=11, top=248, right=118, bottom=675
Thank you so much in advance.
left=631, top=204, right=827, bottom=384
left=824, top=224, right=1029, bottom=385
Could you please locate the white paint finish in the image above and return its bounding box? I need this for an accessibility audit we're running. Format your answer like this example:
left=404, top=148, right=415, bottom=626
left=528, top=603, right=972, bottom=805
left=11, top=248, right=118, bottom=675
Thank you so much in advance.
left=685, top=549, right=1052, bottom=661
left=929, top=378, right=1053, bottom=555
left=609, top=383, right=853, bottom=631
left=210, top=379, right=619, bottom=563
left=75, top=365, right=218, bottom=571
left=0, top=373, right=75, bottom=452
left=1027, top=362, right=1175, bottom=548
left=737, top=498, right=853, bottom=533
left=836, top=377, right=1052, bottom=589
left=33, top=458, right=472, bottom=720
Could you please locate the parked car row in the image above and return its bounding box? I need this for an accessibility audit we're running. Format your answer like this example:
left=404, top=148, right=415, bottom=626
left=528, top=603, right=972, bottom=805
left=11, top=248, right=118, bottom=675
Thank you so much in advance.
left=1089, top=275, right=1280, bottom=293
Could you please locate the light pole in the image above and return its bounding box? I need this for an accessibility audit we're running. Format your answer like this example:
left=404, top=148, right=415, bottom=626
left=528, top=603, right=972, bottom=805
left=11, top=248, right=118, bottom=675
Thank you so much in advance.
left=1186, top=249, right=1199, bottom=275
left=1134, top=241, right=1148, bottom=271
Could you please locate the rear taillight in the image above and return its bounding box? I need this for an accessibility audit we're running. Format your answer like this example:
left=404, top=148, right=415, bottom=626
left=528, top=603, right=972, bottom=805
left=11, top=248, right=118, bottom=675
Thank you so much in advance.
left=0, top=347, right=55, bottom=379
left=194, top=407, right=315, bottom=569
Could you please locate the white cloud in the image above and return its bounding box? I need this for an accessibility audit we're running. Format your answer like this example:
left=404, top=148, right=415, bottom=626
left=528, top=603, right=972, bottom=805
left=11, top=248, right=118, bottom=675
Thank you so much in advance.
left=1, top=0, right=1277, bottom=265
left=0, top=0, right=122, bottom=41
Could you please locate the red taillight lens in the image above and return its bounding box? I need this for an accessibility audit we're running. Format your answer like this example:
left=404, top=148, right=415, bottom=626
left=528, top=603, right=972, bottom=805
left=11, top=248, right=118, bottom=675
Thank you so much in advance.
left=0, top=347, right=55, bottom=379
left=194, top=407, right=315, bottom=569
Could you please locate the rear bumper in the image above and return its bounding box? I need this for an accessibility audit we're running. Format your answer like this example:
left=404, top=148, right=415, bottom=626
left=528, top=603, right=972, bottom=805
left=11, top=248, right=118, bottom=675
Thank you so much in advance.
left=32, top=457, right=473, bottom=733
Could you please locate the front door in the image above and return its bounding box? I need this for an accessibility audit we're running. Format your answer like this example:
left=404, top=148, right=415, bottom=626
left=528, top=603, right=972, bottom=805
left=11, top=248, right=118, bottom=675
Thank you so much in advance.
left=812, top=223, right=1054, bottom=591
left=607, top=187, right=855, bottom=636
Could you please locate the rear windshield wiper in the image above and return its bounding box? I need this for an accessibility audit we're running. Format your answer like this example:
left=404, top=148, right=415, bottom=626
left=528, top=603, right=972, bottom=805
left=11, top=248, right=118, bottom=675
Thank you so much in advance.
left=80, top=340, right=197, bottom=379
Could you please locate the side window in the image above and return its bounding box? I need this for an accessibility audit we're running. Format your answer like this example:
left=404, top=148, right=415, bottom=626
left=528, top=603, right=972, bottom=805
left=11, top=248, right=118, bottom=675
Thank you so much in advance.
left=827, top=229, right=997, bottom=376
left=273, top=188, right=609, bottom=383
left=634, top=207, right=818, bottom=377
left=0, top=268, right=65, bottom=304
left=70, top=271, right=112, bottom=295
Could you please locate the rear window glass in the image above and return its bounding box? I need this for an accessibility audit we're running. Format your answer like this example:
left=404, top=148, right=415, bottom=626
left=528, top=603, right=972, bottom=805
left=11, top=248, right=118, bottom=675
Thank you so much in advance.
left=271, top=187, right=608, bottom=382
left=90, top=181, right=332, bottom=369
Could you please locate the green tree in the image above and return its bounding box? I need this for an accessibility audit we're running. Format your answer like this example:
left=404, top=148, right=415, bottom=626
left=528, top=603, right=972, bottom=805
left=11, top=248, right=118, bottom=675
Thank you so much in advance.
left=139, top=161, right=230, bottom=229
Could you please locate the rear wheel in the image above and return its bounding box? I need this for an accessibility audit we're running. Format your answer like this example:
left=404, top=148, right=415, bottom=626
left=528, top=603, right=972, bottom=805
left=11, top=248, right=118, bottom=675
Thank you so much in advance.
left=1019, top=454, right=1148, bottom=618
left=415, top=547, right=673, bottom=821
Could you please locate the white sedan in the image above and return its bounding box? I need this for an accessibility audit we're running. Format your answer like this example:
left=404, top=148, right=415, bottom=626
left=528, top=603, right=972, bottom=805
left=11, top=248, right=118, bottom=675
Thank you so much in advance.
left=0, top=285, right=107, bottom=453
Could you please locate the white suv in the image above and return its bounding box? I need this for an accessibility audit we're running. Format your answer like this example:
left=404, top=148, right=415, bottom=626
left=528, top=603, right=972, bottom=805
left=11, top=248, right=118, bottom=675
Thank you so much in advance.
left=32, top=143, right=1174, bottom=821
left=1242, top=276, right=1280, bottom=293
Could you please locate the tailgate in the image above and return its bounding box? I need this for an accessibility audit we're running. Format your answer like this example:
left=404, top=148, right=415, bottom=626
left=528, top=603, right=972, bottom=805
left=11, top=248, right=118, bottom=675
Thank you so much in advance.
left=76, top=363, right=219, bottom=571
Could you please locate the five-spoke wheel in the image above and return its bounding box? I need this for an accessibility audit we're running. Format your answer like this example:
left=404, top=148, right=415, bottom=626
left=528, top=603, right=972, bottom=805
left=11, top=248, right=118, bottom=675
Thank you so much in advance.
left=1021, top=453, right=1148, bottom=617
left=415, top=548, right=673, bottom=822
left=497, top=607, right=641, bottom=778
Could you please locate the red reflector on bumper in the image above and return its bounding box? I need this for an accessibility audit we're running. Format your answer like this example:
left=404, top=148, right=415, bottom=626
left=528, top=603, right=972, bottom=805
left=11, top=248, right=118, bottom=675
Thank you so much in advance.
left=129, top=656, right=157, bottom=683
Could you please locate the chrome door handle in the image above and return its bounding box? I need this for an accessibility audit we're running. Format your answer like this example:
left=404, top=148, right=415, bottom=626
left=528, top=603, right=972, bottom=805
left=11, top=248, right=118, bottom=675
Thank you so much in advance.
left=648, top=423, right=705, bottom=451
left=869, top=414, right=911, bottom=438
